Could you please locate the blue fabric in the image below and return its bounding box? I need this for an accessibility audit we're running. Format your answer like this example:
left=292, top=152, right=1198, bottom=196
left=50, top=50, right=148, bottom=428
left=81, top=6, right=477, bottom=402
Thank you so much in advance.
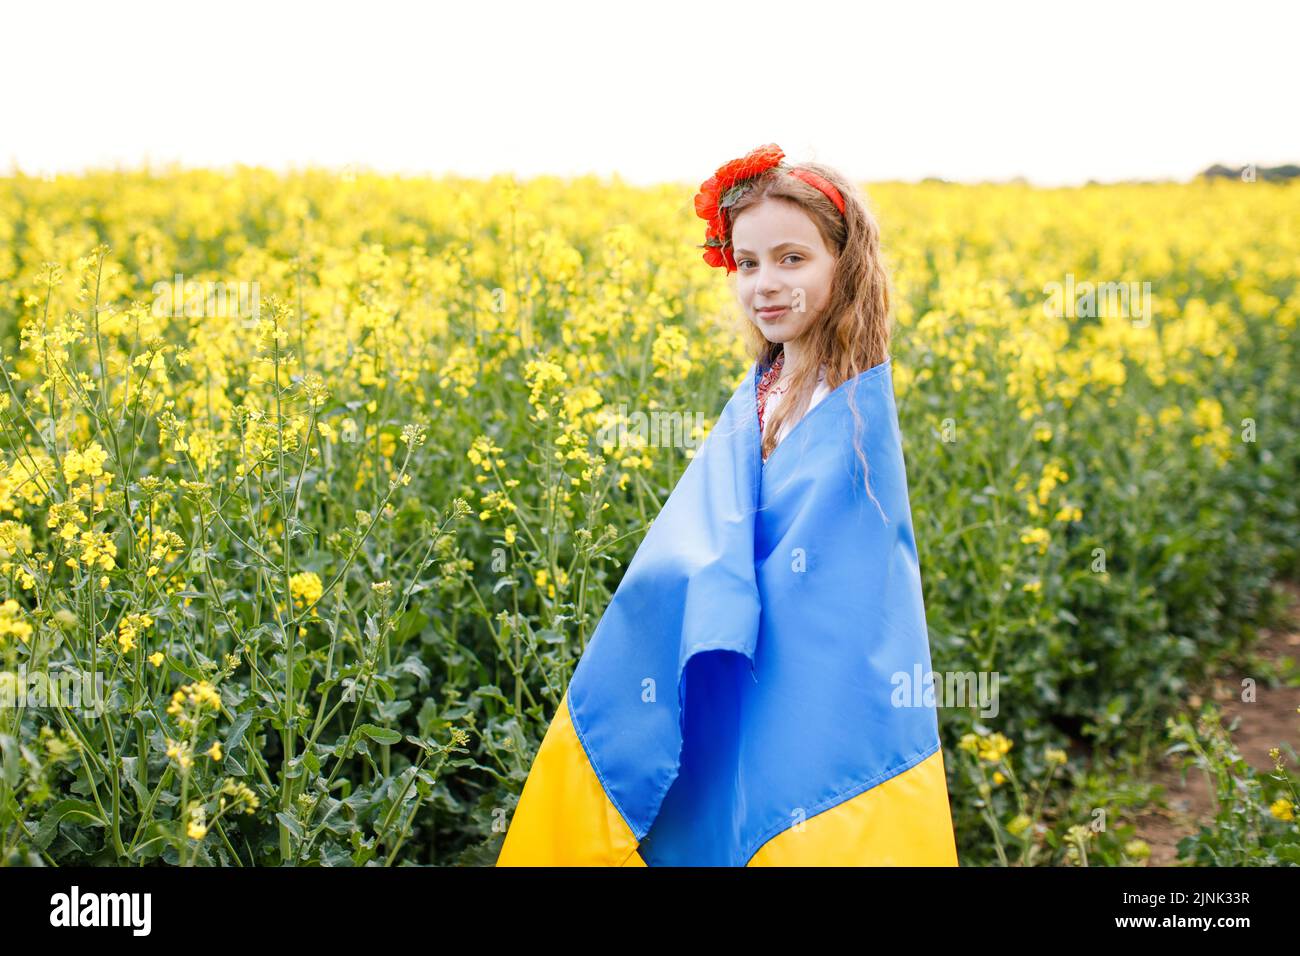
left=565, top=356, right=942, bottom=865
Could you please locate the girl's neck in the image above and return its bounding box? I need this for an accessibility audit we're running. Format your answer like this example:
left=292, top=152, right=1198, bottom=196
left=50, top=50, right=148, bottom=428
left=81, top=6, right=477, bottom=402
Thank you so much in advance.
left=776, top=339, right=812, bottom=383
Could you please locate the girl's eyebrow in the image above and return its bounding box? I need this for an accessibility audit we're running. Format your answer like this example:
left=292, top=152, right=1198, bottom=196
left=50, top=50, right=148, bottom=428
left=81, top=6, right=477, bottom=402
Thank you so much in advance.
left=731, top=240, right=813, bottom=256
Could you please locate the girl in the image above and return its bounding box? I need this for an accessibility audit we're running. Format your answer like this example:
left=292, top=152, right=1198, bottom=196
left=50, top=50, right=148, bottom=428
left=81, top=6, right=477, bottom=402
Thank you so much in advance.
left=498, top=144, right=957, bottom=867
left=718, top=145, right=890, bottom=475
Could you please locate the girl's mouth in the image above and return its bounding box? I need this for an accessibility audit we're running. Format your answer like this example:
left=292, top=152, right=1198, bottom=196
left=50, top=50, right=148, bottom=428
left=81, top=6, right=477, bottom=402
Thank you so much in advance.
left=756, top=307, right=788, bottom=320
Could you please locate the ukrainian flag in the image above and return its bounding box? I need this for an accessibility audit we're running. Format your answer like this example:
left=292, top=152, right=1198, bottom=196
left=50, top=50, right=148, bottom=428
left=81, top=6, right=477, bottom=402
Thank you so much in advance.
left=498, top=357, right=958, bottom=866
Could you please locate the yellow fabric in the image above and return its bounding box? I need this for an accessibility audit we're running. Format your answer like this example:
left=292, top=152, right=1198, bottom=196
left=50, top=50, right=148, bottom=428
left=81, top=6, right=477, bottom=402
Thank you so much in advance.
left=497, top=688, right=644, bottom=866
left=747, top=748, right=959, bottom=866
left=498, top=688, right=957, bottom=867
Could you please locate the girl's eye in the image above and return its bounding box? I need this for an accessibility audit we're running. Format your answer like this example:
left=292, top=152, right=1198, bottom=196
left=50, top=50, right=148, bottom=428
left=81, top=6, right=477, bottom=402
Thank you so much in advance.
left=738, top=254, right=802, bottom=270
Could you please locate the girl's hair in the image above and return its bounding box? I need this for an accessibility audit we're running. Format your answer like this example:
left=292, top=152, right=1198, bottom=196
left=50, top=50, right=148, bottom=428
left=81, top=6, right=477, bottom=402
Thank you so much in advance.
left=728, top=161, right=893, bottom=515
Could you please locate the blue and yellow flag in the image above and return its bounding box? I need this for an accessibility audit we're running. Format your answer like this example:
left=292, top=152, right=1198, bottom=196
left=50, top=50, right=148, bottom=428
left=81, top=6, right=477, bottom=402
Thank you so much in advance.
left=497, top=357, right=958, bottom=866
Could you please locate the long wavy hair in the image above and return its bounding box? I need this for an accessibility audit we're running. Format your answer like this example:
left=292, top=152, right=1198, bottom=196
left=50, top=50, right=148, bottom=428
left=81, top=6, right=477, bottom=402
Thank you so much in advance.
left=725, top=161, right=893, bottom=512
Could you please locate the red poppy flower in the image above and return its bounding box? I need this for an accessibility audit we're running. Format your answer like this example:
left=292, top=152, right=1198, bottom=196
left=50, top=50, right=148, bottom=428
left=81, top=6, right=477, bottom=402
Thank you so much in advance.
left=714, top=143, right=785, bottom=193
left=694, top=143, right=787, bottom=271
left=694, top=174, right=720, bottom=222
left=701, top=216, right=733, bottom=270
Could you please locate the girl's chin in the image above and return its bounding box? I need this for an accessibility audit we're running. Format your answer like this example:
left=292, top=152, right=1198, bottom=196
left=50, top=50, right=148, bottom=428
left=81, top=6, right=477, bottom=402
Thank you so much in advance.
left=751, top=313, right=814, bottom=343
left=753, top=322, right=798, bottom=344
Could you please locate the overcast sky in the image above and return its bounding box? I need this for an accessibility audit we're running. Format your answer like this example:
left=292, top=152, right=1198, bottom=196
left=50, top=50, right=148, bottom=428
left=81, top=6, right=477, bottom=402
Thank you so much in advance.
left=3, top=0, right=1294, bottom=186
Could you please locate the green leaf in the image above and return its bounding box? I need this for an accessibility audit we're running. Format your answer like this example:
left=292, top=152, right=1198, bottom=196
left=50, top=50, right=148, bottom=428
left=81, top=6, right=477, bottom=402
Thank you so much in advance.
left=224, top=709, right=256, bottom=753
left=128, top=823, right=172, bottom=863
left=1273, top=843, right=1300, bottom=864
left=0, top=734, right=19, bottom=789
left=35, top=799, right=105, bottom=851
left=276, top=811, right=304, bottom=842
left=167, top=658, right=209, bottom=683
left=719, top=182, right=748, bottom=208
left=471, top=684, right=509, bottom=705
left=358, top=724, right=402, bottom=746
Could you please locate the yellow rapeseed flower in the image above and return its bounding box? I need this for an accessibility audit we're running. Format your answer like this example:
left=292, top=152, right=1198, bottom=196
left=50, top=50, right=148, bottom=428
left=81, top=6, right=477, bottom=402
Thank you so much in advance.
left=289, top=570, right=324, bottom=610
left=1019, top=527, right=1050, bottom=555
left=978, top=732, right=1013, bottom=763
left=0, top=599, right=33, bottom=645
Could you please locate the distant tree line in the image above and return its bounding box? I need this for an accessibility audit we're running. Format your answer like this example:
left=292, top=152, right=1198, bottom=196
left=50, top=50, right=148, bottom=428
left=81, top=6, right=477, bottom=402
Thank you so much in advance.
left=1200, top=163, right=1300, bottom=182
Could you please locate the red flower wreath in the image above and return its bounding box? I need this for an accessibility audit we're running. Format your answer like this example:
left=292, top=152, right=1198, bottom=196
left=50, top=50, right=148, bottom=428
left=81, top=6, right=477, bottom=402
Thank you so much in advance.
left=694, top=143, right=786, bottom=272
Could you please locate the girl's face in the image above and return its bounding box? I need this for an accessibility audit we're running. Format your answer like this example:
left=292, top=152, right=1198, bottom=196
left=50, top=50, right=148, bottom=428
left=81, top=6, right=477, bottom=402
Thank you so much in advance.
left=730, top=198, right=837, bottom=347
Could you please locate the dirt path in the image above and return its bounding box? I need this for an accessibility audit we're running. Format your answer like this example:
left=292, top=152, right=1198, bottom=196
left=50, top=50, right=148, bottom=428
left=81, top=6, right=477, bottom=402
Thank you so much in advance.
left=1132, top=581, right=1300, bottom=864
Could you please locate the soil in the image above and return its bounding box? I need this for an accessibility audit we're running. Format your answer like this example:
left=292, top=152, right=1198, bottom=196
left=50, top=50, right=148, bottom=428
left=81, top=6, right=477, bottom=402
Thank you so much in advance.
left=1131, top=581, right=1300, bottom=865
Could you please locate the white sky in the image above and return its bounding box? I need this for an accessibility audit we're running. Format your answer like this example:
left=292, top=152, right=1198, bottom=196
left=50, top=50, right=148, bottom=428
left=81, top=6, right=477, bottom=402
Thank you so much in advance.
left=2, top=0, right=1295, bottom=186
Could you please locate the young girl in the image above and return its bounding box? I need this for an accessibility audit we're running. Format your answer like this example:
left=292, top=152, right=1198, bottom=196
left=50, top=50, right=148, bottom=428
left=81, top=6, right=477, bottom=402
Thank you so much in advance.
left=720, top=145, right=888, bottom=469
left=498, top=144, right=957, bottom=867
